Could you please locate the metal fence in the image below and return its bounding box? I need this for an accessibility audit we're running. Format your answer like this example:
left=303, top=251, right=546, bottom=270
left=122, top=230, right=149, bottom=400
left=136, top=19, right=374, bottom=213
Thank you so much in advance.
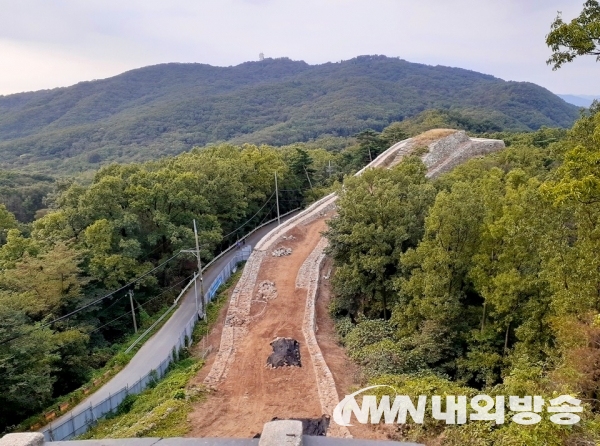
left=43, top=246, right=252, bottom=442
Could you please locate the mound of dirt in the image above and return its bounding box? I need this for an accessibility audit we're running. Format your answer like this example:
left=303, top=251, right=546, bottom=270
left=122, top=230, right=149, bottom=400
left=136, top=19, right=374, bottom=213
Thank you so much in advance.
left=267, top=337, right=301, bottom=368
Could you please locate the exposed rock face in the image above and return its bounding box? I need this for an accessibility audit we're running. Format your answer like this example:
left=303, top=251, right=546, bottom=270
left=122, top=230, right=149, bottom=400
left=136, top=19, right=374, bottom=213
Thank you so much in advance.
left=267, top=337, right=301, bottom=368
left=421, top=131, right=505, bottom=177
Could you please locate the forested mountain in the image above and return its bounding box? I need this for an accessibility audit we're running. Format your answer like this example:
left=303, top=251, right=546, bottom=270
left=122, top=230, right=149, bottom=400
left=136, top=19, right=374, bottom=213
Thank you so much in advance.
left=0, top=55, right=579, bottom=174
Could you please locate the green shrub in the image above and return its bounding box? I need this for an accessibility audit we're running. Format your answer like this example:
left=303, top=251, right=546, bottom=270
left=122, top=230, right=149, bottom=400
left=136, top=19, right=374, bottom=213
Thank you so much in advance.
left=345, top=319, right=393, bottom=359
left=334, top=317, right=354, bottom=342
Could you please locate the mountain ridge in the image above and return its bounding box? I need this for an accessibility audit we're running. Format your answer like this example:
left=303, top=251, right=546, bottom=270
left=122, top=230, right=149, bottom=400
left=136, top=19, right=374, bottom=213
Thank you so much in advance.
left=558, top=94, right=600, bottom=108
left=0, top=55, right=579, bottom=174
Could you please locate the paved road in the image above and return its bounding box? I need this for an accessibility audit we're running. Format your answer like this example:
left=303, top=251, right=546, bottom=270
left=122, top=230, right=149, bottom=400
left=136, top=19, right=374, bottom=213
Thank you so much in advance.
left=46, top=214, right=297, bottom=431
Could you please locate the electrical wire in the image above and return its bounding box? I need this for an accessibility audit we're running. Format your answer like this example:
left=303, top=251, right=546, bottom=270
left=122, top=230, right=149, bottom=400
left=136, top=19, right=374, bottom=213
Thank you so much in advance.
left=89, top=311, right=132, bottom=334
left=221, top=191, right=275, bottom=239
left=2, top=189, right=304, bottom=345
left=90, top=274, right=194, bottom=334
left=40, top=250, right=183, bottom=328
left=0, top=251, right=184, bottom=345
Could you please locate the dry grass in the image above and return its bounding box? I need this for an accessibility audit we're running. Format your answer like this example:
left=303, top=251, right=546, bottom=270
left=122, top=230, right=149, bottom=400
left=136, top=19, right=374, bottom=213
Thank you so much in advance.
left=412, top=128, right=459, bottom=146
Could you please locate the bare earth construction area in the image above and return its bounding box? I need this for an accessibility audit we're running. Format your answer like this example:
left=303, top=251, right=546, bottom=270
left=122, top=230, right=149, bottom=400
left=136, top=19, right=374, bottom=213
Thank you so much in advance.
left=187, top=130, right=505, bottom=439
left=188, top=217, right=330, bottom=438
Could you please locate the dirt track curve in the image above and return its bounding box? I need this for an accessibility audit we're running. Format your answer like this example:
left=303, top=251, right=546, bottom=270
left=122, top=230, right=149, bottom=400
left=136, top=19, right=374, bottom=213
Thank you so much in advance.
left=188, top=217, right=330, bottom=437
left=186, top=130, right=505, bottom=439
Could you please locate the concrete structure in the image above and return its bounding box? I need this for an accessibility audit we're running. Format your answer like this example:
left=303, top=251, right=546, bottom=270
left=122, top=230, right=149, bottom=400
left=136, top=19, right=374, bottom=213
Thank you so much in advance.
left=0, top=433, right=44, bottom=446
left=259, top=420, right=302, bottom=446
left=1, top=420, right=424, bottom=445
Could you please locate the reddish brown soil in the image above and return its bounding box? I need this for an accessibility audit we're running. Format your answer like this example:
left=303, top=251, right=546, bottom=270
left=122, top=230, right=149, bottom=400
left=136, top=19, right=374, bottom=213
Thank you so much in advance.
left=187, top=218, right=327, bottom=438
left=314, top=256, right=392, bottom=441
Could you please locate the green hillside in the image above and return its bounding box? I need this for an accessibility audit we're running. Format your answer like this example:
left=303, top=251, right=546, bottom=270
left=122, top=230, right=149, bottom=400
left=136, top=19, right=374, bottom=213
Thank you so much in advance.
left=0, top=55, right=579, bottom=174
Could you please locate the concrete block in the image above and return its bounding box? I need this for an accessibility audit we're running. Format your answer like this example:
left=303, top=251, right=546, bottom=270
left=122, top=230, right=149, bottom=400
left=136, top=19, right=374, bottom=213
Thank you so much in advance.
left=0, top=433, right=44, bottom=446
left=259, top=420, right=303, bottom=446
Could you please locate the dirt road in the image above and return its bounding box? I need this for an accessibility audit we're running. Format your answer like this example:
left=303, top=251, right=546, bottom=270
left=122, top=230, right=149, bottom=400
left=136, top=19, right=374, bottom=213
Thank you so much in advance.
left=188, top=218, right=327, bottom=437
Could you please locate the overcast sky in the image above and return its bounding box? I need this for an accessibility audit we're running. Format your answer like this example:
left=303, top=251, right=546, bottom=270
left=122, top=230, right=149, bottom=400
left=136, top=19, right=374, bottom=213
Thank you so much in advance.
left=0, top=0, right=597, bottom=96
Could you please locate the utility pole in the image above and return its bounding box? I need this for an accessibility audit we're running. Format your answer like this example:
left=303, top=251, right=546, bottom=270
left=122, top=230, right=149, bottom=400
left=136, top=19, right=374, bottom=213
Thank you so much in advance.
left=193, top=271, right=199, bottom=317
left=193, top=219, right=206, bottom=318
left=128, top=289, right=138, bottom=333
left=303, top=165, right=313, bottom=189
left=275, top=172, right=281, bottom=226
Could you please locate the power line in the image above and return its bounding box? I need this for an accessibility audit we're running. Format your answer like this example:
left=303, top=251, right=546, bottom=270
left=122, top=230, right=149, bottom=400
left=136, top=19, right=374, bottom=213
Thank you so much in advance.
left=90, top=274, right=194, bottom=334
left=258, top=203, right=277, bottom=226
left=0, top=250, right=184, bottom=346
left=89, top=311, right=132, bottom=334
left=40, top=250, right=183, bottom=328
left=221, top=191, right=275, bottom=239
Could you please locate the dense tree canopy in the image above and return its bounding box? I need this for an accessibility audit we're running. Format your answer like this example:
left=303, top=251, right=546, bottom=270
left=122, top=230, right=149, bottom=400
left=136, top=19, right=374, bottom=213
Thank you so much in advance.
left=327, top=111, right=600, bottom=445
left=0, top=57, right=578, bottom=175
left=0, top=141, right=362, bottom=432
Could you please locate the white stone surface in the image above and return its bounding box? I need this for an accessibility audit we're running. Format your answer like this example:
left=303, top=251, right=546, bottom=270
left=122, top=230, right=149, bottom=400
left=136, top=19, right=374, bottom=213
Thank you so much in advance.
left=0, top=433, right=44, bottom=446
left=299, top=238, right=351, bottom=439
left=259, top=420, right=303, bottom=446
left=203, top=251, right=266, bottom=388
left=272, top=247, right=292, bottom=257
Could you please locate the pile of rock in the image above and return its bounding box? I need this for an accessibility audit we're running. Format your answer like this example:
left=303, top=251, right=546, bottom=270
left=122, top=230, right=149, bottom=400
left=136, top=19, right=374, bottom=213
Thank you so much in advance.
left=266, top=337, right=301, bottom=368
left=256, top=280, right=277, bottom=301
left=282, top=235, right=296, bottom=241
left=272, top=247, right=292, bottom=257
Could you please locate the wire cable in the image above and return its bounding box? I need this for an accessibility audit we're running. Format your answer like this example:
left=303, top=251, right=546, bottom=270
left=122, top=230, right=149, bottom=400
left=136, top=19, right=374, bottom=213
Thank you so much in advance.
left=90, top=274, right=194, bottom=334
left=221, top=191, right=275, bottom=239
left=40, top=250, right=183, bottom=328
left=0, top=251, right=184, bottom=345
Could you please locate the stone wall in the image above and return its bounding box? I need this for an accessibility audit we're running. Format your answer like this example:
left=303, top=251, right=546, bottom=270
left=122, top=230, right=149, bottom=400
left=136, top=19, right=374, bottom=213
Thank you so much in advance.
left=202, top=129, right=505, bottom=405
left=423, top=131, right=505, bottom=178
left=203, top=251, right=266, bottom=388
left=299, top=238, right=351, bottom=439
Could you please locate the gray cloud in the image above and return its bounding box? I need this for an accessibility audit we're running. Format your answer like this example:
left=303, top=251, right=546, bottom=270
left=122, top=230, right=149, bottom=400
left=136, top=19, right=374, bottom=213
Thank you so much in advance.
left=0, top=0, right=596, bottom=95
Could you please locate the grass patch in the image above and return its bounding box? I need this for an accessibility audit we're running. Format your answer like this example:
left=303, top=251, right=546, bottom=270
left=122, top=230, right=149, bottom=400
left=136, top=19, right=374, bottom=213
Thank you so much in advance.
left=80, top=268, right=242, bottom=439
left=412, top=128, right=458, bottom=146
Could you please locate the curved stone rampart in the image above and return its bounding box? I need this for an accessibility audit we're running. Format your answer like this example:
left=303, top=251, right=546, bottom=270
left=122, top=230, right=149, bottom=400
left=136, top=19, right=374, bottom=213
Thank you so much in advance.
left=203, top=251, right=266, bottom=388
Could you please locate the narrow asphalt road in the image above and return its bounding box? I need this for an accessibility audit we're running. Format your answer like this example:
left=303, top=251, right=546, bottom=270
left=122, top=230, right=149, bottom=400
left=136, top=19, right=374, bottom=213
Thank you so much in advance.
left=46, top=214, right=297, bottom=432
